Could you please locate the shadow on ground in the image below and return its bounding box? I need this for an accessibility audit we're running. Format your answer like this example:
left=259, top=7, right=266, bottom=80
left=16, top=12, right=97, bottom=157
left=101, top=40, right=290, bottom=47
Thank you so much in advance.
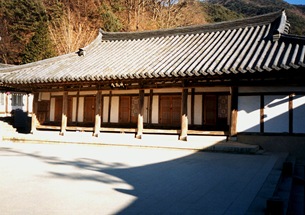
left=0, top=145, right=277, bottom=214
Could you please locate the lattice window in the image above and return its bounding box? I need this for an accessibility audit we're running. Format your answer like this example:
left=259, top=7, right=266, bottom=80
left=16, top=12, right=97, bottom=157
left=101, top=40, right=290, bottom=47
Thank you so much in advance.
left=11, top=94, right=24, bottom=106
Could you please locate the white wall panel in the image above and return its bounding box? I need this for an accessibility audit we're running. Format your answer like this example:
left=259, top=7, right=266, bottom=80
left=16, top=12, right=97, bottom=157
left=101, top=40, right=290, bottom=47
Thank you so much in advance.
left=293, top=95, right=305, bottom=133
left=28, top=94, right=33, bottom=113
left=50, top=98, right=55, bottom=121
left=237, top=96, right=260, bottom=132
left=195, top=87, right=230, bottom=93
left=0, top=93, right=5, bottom=113
left=103, top=97, right=109, bottom=123
left=51, top=92, right=63, bottom=96
left=144, top=96, right=148, bottom=123
left=72, top=97, right=77, bottom=122
left=239, top=86, right=305, bottom=93
left=152, top=95, right=159, bottom=123
left=187, top=95, right=191, bottom=125
left=153, top=88, right=180, bottom=93
left=194, top=95, right=202, bottom=125
left=78, top=97, right=84, bottom=122
left=111, top=96, right=119, bottom=123
left=112, top=90, right=138, bottom=94
left=79, top=91, right=97, bottom=95
left=40, top=92, right=50, bottom=100
left=264, top=95, right=289, bottom=133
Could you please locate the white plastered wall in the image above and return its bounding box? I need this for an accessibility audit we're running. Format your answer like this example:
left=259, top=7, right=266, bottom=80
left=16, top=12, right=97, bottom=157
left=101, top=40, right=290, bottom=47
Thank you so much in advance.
left=111, top=96, right=119, bottom=123
left=237, top=86, right=305, bottom=134
left=293, top=95, right=305, bottom=133
left=237, top=96, right=260, bottom=132
left=72, top=97, right=77, bottom=122
left=103, top=96, right=109, bottom=123
left=144, top=96, right=148, bottom=123
left=152, top=95, right=159, bottom=124
left=78, top=97, right=84, bottom=122
left=264, top=95, right=289, bottom=133
left=194, top=95, right=202, bottom=125
left=40, top=92, right=51, bottom=101
left=0, top=92, right=6, bottom=115
left=50, top=97, right=55, bottom=121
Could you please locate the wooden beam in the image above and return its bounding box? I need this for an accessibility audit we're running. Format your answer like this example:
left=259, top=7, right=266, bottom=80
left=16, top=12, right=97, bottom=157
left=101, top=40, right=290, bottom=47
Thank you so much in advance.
left=136, top=89, right=145, bottom=139
left=93, top=91, right=102, bottom=137
left=260, top=95, right=264, bottom=133
left=289, top=94, right=293, bottom=134
left=60, top=92, right=68, bottom=135
left=30, top=92, right=39, bottom=134
left=180, top=88, right=188, bottom=141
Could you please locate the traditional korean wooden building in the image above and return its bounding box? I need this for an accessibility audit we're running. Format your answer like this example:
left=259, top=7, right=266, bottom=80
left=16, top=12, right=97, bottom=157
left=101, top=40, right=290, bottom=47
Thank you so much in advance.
left=0, top=10, right=305, bottom=144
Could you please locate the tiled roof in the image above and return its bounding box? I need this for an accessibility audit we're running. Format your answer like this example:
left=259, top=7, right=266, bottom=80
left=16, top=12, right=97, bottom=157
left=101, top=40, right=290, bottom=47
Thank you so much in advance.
left=0, top=10, right=304, bottom=86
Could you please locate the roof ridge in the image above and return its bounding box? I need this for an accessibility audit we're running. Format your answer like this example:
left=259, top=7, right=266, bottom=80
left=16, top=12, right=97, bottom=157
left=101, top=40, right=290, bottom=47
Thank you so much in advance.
left=272, top=10, right=291, bottom=41
left=101, top=10, right=284, bottom=41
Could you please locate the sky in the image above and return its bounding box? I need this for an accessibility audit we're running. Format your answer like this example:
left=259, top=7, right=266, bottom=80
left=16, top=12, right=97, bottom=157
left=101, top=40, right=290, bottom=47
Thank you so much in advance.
left=284, top=0, right=304, bottom=4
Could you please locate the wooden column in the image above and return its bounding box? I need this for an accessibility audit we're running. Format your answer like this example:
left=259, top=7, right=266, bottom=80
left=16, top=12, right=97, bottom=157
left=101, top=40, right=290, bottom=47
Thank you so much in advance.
left=180, top=89, right=188, bottom=141
left=289, top=94, right=293, bottom=134
left=60, top=92, right=68, bottom=136
left=93, top=91, right=102, bottom=137
left=31, top=92, right=39, bottom=134
left=136, top=89, right=145, bottom=139
left=229, top=86, right=238, bottom=138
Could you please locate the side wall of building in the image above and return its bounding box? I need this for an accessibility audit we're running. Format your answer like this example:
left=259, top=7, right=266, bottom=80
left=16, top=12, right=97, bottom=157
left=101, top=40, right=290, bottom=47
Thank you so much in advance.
left=237, top=86, right=305, bottom=134
left=236, top=86, right=305, bottom=159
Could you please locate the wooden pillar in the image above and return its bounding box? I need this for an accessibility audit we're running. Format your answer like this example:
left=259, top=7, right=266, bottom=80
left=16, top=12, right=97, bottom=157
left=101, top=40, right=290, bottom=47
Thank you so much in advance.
left=60, top=92, right=68, bottom=136
left=180, top=89, right=188, bottom=141
left=289, top=94, right=293, bottom=134
left=93, top=91, right=102, bottom=137
left=136, top=89, right=145, bottom=139
left=260, top=95, right=264, bottom=133
left=229, top=86, right=238, bottom=138
left=31, top=92, right=39, bottom=134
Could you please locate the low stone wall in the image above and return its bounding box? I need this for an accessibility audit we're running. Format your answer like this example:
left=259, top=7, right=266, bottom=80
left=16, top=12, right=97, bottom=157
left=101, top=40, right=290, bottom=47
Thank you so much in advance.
left=237, top=134, right=305, bottom=159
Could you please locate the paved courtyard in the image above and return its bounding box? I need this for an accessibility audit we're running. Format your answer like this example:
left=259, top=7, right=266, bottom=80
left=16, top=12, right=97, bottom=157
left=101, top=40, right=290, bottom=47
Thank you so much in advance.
left=0, top=141, right=283, bottom=215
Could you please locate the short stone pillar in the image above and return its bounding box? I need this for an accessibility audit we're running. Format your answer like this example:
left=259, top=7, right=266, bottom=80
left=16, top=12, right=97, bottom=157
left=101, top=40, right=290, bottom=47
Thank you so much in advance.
left=136, top=90, right=144, bottom=139
left=59, top=92, right=68, bottom=136
left=179, top=89, right=188, bottom=141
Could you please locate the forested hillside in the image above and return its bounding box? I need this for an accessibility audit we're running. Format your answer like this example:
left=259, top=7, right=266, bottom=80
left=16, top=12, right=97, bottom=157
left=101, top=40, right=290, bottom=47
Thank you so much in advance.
left=0, top=0, right=304, bottom=65
left=207, top=0, right=305, bottom=35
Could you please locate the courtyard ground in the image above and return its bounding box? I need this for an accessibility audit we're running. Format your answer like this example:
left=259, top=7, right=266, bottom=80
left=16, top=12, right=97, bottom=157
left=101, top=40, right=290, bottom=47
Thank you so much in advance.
left=0, top=141, right=287, bottom=215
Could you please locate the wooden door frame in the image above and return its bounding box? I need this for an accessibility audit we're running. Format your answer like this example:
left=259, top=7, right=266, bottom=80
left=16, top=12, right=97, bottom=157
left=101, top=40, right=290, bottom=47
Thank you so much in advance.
left=159, top=94, right=182, bottom=126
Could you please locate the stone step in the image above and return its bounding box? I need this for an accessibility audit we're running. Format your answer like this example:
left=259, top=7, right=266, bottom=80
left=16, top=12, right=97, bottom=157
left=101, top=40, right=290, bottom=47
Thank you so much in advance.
left=0, top=121, right=17, bottom=134
left=203, top=140, right=260, bottom=154
left=287, top=159, right=305, bottom=215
